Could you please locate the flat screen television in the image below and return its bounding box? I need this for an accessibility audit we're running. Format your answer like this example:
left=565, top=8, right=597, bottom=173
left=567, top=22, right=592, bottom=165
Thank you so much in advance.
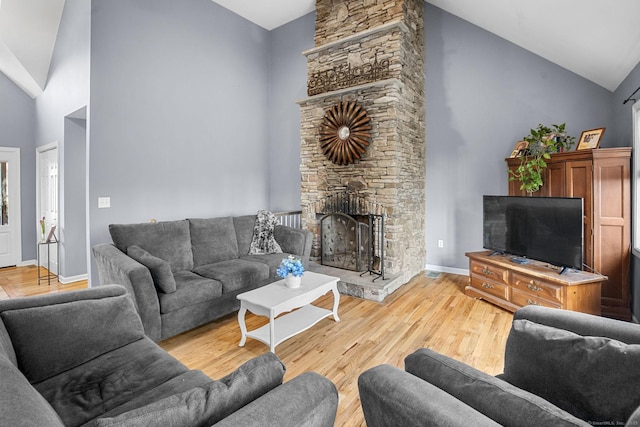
left=483, top=195, right=583, bottom=273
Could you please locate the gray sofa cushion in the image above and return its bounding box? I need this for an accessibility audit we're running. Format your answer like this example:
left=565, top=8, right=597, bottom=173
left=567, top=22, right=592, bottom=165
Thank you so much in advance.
left=158, top=271, right=223, bottom=314
left=189, top=217, right=239, bottom=266
left=193, top=259, right=270, bottom=293
left=127, top=245, right=177, bottom=293
left=241, top=253, right=294, bottom=278
left=94, top=352, right=285, bottom=426
left=0, top=355, right=64, bottom=427
left=35, top=337, right=191, bottom=427
left=234, top=215, right=258, bottom=256
left=109, top=220, right=194, bottom=272
left=503, top=319, right=640, bottom=424
left=405, top=348, right=588, bottom=427
left=91, top=369, right=212, bottom=422
left=0, top=293, right=145, bottom=384
left=274, top=225, right=308, bottom=257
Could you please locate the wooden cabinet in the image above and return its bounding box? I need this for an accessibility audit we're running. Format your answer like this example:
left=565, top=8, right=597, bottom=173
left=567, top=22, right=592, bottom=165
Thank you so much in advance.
left=466, top=251, right=605, bottom=315
left=506, top=148, right=631, bottom=319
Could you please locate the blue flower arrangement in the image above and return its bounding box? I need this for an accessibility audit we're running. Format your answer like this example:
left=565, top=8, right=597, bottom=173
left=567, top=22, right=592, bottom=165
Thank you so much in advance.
left=277, top=255, right=305, bottom=279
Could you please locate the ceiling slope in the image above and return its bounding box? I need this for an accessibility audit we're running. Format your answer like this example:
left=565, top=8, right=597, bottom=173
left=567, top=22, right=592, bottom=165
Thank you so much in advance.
left=0, top=0, right=64, bottom=98
left=2, top=0, right=639, bottom=97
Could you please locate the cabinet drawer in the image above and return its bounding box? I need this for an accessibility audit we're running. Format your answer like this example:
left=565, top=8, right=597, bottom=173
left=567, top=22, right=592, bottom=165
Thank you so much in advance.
left=469, top=261, right=509, bottom=286
left=470, top=275, right=509, bottom=300
left=512, top=273, right=562, bottom=303
left=511, top=289, right=561, bottom=309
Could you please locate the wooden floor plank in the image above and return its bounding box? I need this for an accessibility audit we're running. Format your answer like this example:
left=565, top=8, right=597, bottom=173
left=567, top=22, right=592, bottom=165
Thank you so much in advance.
left=0, top=267, right=513, bottom=426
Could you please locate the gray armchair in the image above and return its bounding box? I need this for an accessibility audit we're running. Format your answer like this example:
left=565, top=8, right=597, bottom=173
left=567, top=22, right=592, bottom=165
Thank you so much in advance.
left=359, top=305, right=640, bottom=426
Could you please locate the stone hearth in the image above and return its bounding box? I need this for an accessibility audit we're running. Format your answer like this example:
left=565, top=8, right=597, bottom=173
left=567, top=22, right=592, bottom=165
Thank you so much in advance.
left=298, top=0, right=425, bottom=301
left=307, top=261, right=403, bottom=302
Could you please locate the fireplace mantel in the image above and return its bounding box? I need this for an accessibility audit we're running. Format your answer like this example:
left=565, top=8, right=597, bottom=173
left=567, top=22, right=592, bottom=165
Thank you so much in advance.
left=296, top=78, right=404, bottom=106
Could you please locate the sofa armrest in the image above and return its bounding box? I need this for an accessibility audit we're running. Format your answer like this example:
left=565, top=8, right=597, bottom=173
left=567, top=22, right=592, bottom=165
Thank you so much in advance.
left=405, top=349, right=589, bottom=427
left=358, top=365, right=501, bottom=427
left=274, top=225, right=313, bottom=266
left=213, top=372, right=338, bottom=427
left=92, top=243, right=162, bottom=341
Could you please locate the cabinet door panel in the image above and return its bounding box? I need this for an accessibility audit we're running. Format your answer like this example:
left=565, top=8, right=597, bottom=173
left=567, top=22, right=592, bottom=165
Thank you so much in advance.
left=565, top=160, right=592, bottom=269
left=543, top=162, right=565, bottom=197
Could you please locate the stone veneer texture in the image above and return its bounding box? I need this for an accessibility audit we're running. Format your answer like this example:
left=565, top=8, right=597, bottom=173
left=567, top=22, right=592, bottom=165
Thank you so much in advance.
left=300, top=0, right=425, bottom=284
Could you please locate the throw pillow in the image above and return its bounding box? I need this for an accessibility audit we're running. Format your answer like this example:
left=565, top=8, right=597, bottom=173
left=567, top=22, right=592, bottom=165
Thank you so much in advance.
left=503, top=319, right=640, bottom=425
left=248, top=210, right=283, bottom=255
left=405, top=348, right=588, bottom=427
left=127, top=245, right=177, bottom=293
left=94, top=352, right=286, bottom=426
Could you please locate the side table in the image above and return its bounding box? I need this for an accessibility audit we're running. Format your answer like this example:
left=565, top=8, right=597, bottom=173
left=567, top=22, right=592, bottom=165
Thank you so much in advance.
left=37, top=237, right=59, bottom=286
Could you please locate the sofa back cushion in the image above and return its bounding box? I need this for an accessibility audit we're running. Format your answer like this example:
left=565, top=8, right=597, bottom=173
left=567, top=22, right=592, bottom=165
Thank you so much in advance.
left=234, top=215, right=258, bottom=256
left=109, top=220, right=194, bottom=272
left=504, top=319, right=640, bottom=425
left=0, top=289, right=145, bottom=383
left=189, top=217, right=239, bottom=266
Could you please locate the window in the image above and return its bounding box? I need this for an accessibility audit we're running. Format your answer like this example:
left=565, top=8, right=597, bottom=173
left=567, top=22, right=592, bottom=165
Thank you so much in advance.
left=633, top=101, right=640, bottom=255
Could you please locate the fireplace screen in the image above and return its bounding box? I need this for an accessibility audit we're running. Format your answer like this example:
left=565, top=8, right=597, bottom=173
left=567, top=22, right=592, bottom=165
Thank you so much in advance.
left=321, top=213, right=369, bottom=271
left=316, top=191, right=386, bottom=280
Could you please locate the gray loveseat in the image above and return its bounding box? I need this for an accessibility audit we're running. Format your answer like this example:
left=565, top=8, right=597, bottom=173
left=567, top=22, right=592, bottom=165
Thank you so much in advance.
left=0, top=285, right=338, bottom=426
left=92, top=215, right=312, bottom=341
left=359, top=305, right=640, bottom=426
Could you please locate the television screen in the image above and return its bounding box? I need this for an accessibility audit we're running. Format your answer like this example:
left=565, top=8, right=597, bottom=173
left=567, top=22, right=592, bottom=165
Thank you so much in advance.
left=483, top=196, right=583, bottom=271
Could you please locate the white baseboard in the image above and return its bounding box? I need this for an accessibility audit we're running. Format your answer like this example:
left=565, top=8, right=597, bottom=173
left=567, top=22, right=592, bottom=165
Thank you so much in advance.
left=424, top=264, right=469, bottom=276
left=59, top=273, right=88, bottom=284
left=17, top=259, right=87, bottom=284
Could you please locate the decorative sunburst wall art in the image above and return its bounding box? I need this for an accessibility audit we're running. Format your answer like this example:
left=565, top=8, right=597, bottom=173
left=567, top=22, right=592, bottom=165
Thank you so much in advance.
left=319, top=101, right=372, bottom=165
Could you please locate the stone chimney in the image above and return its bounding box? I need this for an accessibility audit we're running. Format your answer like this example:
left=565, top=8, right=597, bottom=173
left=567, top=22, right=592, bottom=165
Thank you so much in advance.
left=298, top=0, right=425, bottom=292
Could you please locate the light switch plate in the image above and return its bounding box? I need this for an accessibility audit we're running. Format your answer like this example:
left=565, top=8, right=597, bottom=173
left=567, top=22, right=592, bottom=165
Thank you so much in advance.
left=98, top=197, right=110, bottom=208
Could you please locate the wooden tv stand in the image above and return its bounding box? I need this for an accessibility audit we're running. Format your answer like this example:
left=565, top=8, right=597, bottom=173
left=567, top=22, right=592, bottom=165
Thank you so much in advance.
left=465, top=251, right=606, bottom=315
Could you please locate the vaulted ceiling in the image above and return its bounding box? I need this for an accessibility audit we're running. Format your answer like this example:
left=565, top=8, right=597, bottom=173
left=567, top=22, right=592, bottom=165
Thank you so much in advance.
left=1, top=0, right=639, bottom=98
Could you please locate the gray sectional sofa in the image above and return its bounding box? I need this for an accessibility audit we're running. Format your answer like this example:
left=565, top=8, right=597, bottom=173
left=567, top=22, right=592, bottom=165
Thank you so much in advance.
left=0, top=285, right=338, bottom=426
left=358, top=305, right=640, bottom=427
left=92, top=215, right=312, bottom=341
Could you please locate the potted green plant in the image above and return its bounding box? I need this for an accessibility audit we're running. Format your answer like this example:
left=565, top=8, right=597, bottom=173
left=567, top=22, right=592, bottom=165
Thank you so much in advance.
left=509, top=123, right=575, bottom=194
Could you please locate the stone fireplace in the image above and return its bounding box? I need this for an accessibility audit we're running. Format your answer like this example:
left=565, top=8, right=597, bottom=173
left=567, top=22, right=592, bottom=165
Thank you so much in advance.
left=298, top=0, right=425, bottom=298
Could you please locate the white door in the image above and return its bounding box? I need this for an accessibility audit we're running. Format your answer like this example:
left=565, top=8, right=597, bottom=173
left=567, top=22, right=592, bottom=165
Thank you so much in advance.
left=0, top=148, right=21, bottom=268
left=37, top=145, right=58, bottom=274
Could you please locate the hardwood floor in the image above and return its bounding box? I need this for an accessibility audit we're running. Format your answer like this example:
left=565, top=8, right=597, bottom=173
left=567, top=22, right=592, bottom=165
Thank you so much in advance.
left=161, top=272, right=514, bottom=427
left=0, top=265, right=87, bottom=300
left=0, top=267, right=514, bottom=426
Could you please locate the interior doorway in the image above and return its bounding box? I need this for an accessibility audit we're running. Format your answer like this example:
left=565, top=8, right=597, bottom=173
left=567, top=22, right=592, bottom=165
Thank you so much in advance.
left=37, top=143, right=59, bottom=275
left=0, top=148, right=22, bottom=268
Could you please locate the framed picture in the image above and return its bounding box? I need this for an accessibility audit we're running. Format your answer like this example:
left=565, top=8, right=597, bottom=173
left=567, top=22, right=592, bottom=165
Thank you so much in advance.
left=576, top=128, right=605, bottom=150
left=46, top=225, right=57, bottom=243
left=509, top=140, right=529, bottom=158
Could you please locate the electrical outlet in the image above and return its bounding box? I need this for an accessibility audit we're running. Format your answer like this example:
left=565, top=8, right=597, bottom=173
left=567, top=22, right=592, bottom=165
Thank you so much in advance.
left=437, top=239, right=444, bottom=248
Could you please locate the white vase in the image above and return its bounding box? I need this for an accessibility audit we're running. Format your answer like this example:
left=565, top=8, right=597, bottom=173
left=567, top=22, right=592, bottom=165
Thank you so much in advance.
left=284, top=274, right=301, bottom=288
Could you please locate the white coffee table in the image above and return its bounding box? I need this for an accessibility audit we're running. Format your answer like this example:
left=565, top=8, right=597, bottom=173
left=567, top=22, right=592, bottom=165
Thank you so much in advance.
left=237, top=271, right=340, bottom=353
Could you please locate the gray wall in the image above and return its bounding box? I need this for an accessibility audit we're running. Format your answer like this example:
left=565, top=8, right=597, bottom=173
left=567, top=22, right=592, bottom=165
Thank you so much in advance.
left=0, top=73, right=36, bottom=262
left=423, top=3, right=614, bottom=270
left=35, top=0, right=90, bottom=278
left=267, top=13, right=315, bottom=212
left=89, top=0, right=271, bottom=282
